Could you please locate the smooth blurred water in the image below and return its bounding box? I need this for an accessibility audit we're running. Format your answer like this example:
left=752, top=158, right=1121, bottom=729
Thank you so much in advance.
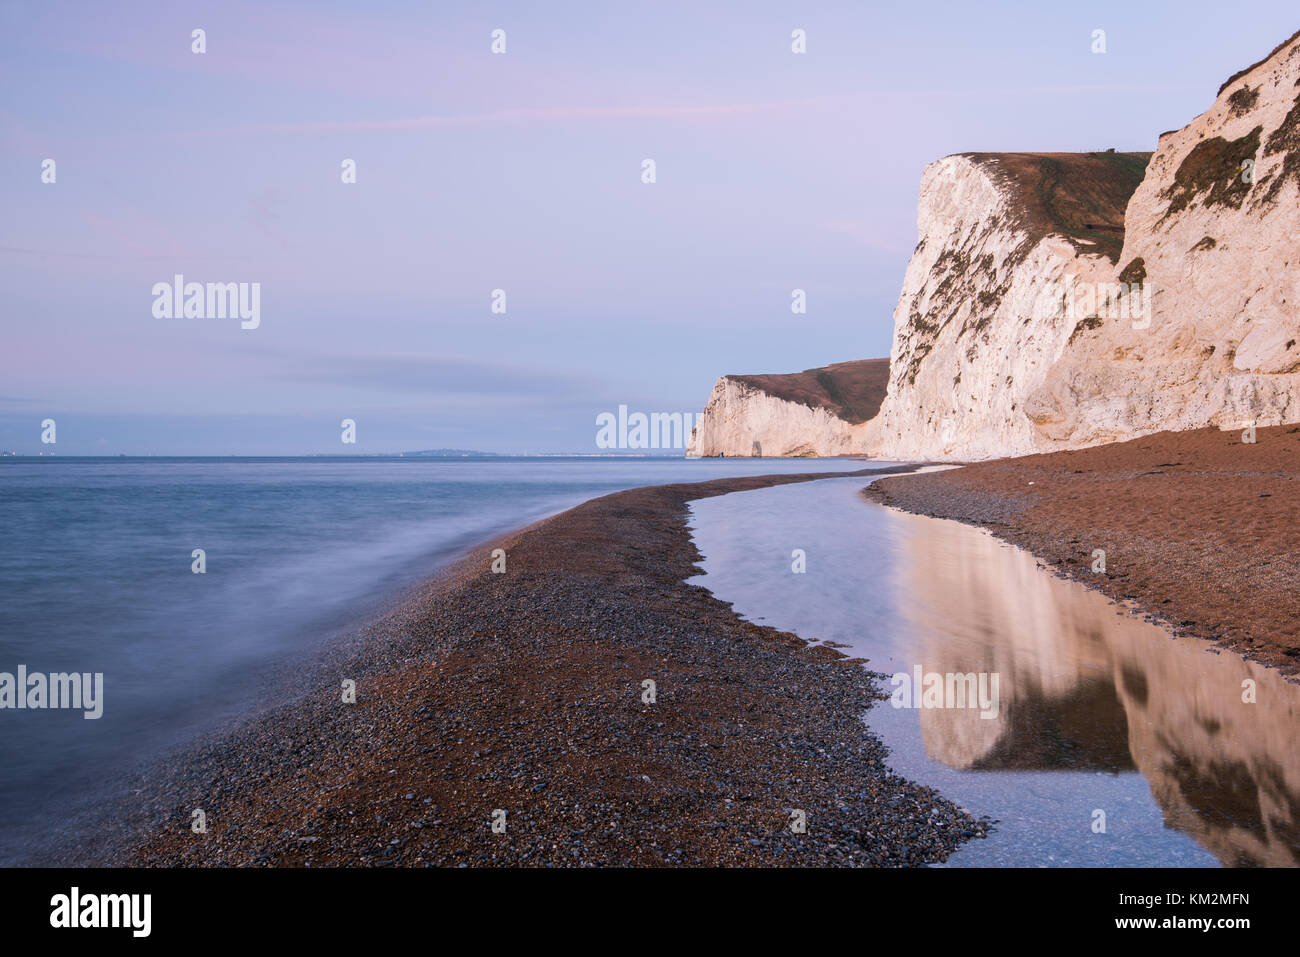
left=688, top=476, right=1300, bottom=868
left=0, top=455, right=863, bottom=863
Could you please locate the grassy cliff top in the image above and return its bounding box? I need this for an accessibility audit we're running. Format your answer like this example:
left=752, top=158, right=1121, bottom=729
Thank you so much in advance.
left=728, top=358, right=890, bottom=426
left=957, top=151, right=1152, bottom=262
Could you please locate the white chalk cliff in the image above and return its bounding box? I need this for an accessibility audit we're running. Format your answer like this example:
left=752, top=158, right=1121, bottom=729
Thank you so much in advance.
left=1027, top=31, right=1300, bottom=447
left=687, top=359, right=888, bottom=457
left=863, top=151, right=1148, bottom=460
left=692, top=29, right=1300, bottom=461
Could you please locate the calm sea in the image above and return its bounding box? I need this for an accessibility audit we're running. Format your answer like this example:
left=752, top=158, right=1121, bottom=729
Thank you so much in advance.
left=0, top=455, right=857, bottom=863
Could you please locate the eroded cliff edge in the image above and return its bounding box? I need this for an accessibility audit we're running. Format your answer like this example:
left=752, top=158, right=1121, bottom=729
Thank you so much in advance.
left=1026, top=30, right=1300, bottom=449
left=863, top=150, right=1150, bottom=460
left=692, top=29, right=1300, bottom=461
left=686, top=359, right=888, bottom=457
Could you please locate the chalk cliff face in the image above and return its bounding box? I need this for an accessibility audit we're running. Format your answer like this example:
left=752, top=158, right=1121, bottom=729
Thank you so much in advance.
left=1028, top=30, right=1300, bottom=445
left=863, top=152, right=1149, bottom=460
left=692, top=30, right=1300, bottom=461
left=686, top=359, right=887, bottom=457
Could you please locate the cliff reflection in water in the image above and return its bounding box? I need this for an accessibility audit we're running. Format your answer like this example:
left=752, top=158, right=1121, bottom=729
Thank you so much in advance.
left=889, top=507, right=1300, bottom=867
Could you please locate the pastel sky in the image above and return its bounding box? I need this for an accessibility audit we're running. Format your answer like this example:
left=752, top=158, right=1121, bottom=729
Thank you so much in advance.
left=2, top=1, right=1296, bottom=454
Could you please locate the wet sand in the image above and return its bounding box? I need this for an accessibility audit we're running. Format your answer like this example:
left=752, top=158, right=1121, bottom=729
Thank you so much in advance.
left=868, top=426, right=1300, bottom=676
left=69, top=465, right=988, bottom=867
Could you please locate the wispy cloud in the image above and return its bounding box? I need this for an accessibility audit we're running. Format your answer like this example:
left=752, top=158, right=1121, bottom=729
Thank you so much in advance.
left=181, top=99, right=819, bottom=138
left=279, top=350, right=605, bottom=400
left=0, top=245, right=251, bottom=262
left=169, top=82, right=1204, bottom=139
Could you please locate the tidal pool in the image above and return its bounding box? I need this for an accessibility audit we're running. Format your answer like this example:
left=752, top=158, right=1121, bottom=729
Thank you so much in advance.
left=687, top=475, right=1300, bottom=867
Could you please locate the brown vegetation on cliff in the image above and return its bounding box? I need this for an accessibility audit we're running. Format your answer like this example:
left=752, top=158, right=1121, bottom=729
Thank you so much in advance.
left=960, top=151, right=1152, bottom=262
left=729, top=358, right=890, bottom=426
